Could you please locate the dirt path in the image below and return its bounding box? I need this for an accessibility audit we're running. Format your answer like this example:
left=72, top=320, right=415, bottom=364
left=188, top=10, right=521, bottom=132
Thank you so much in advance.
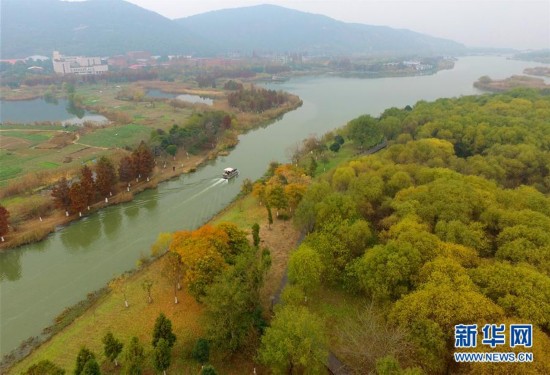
left=0, top=128, right=109, bottom=150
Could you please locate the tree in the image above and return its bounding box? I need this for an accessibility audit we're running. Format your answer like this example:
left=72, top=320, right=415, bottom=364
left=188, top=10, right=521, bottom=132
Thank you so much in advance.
left=153, top=338, right=171, bottom=375
left=252, top=223, right=260, bottom=248
left=241, top=178, right=253, bottom=195
left=152, top=313, right=176, bottom=348
left=118, top=156, right=136, bottom=183
left=308, top=156, right=317, bottom=176
left=103, top=332, right=123, bottom=367
left=133, top=141, right=154, bottom=178
left=52, top=177, right=71, bottom=211
left=25, top=360, right=65, bottom=375
left=267, top=185, right=288, bottom=217
left=288, top=245, right=324, bottom=294
left=109, top=275, right=129, bottom=308
left=69, top=182, right=87, bottom=214
left=95, top=157, right=117, bottom=197
left=200, top=365, right=218, bottom=375
left=142, top=279, right=154, bottom=303
left=258, top=306, right=328, bottom=374
left=202, top=249, right=270, bottom=352
left=191, top=338, right=210, bottom=364
left=151, top=232, right=173, bottom=258
left=80, top=165, right=96, bottom=205
left=161, top=251, right=184, bottom=304
left=0, top=205, right=9, bottom=240
left=123, top=337, right=145, bottom=375
left=166, top=145, right=177, bottom=157
left=329, top=142, right=341, bottom=152
left=266, top=204, right=273, bottom=229
left=347, top=114, right=383, bottom=150
left=81, top=358, right=100, bottom=375
left=74, top=347, right=95, bottom=375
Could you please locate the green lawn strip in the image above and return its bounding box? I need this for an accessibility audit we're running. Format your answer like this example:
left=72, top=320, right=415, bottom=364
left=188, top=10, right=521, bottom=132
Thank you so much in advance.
left=1, top=130, right=53, bottom=144
left=211, top=194, right=265, bottom=229
left=0, top=165, right=23, bottom=182
left=78, top=124, right=151, bottom=148
left=316, top=143, right=356, bottom=174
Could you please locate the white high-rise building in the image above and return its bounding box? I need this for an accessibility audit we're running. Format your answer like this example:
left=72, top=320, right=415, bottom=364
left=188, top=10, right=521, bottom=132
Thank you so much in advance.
left=52, top=51, right=108, bottom=75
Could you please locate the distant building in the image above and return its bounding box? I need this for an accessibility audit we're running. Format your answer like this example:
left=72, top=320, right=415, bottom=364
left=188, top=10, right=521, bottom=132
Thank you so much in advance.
left=52, top=51, right=108, bottom=75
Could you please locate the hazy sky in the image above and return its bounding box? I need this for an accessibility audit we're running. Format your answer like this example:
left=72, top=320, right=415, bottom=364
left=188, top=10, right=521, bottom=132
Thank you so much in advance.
left=120, top=0, right=550, bottom=50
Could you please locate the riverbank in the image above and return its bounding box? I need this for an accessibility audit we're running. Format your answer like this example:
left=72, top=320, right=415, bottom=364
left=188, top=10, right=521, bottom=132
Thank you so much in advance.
left=0, top=87, right=302, bottom=251
left=473, top=74, right=550, bottom=91
left=4, top=192, right=302, bottom=374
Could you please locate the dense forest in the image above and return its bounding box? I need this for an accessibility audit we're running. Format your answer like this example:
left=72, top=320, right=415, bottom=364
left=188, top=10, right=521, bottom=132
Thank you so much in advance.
left=280, top=88, right=550, bottom=373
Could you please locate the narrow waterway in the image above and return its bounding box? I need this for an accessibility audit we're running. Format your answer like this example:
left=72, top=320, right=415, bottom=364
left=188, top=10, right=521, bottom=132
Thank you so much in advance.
left=0, top=56, right=546, bottom=357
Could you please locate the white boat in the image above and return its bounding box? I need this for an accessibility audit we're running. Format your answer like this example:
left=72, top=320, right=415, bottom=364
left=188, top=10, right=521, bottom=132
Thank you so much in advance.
left=222, top=167, right=239, bottom=179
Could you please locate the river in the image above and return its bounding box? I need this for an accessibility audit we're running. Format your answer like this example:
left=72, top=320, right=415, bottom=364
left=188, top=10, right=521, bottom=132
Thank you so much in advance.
left=0, top=56, right=546, bottom=357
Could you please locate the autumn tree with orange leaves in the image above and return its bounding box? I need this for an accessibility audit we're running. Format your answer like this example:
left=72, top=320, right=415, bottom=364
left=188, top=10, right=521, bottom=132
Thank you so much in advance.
left=95, top=156, right=117, bottom=197
left=169, top=224, right=249, bottom=301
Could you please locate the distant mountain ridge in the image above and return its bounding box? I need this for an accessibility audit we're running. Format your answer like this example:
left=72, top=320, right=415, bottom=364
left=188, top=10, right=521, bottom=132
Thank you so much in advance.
left=176, top=4, right=466, bottom=56
left=1, top=0, right=465, bottom=58
left=1, top=0, right=209, bottom=58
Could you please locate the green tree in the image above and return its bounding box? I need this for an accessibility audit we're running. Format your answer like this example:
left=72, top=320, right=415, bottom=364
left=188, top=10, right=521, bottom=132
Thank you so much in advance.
left=25, top=360, right=65, bottom=375
left=191, top=338, right=210, bottom=364
left=103, top=332, right=123, bottom=367
left=347, top=114, right=383, bottom=150
left=81, top=358, right=100, bottom=375
left=123, top=337, right=145, bottom=375
left=252, top=223, right=260, bottom=247
left=266, top=204, right=273, bottom=228
left=74, top=347, right=95, bottom=375
left=152, top=313, right=176, bottom=348
left=258, top=306, right=328, bottom=374
left=308, top=156, right=318, bottom=176
left=166, top=145, right=177, bottom=157
left=153, top=338, right=171, bottom=375
left=203, top=249, right=270, bottom=352
left=200, top=365, right=218, bottom=375
left=288, top=245, right=324, bottom=293
left=150, top=232, right=173, bottom=258
left=268, top=185, right=288, bottom=217
left=329, top=142, right=341, bottom=152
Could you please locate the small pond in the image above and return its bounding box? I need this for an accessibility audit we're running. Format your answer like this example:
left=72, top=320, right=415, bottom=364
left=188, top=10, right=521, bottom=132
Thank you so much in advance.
left=146, top=89, right=213, bottom=105
left=0, top=98, right=108, bottom=125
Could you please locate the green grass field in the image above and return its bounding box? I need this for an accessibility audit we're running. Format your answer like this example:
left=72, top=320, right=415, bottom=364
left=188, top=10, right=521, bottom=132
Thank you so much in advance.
left=1, top=131, right=52, bottom=144
left=78, top=124, right=152, bottom=148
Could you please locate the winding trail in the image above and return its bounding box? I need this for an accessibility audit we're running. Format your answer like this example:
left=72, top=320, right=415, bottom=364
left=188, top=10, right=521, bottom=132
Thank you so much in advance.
left=0, top=129, right=110, bottom=150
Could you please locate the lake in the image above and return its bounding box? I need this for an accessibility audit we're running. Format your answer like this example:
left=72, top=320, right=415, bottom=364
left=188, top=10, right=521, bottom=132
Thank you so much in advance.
left=0, top=56, right=547, bottom=358
left=0, top=97, right=108, bottom=125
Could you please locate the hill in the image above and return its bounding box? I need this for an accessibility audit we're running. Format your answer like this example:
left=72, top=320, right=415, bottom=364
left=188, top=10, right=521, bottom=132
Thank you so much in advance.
left=1, top=0, right=210, bottom=58
left=176, top=4, right=466, bottom=56
left=1, top=1, right=465, bottom=58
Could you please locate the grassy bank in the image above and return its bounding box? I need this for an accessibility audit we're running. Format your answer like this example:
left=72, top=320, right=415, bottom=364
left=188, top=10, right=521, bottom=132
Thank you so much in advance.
left=6, top=192, right=301, bottom=374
